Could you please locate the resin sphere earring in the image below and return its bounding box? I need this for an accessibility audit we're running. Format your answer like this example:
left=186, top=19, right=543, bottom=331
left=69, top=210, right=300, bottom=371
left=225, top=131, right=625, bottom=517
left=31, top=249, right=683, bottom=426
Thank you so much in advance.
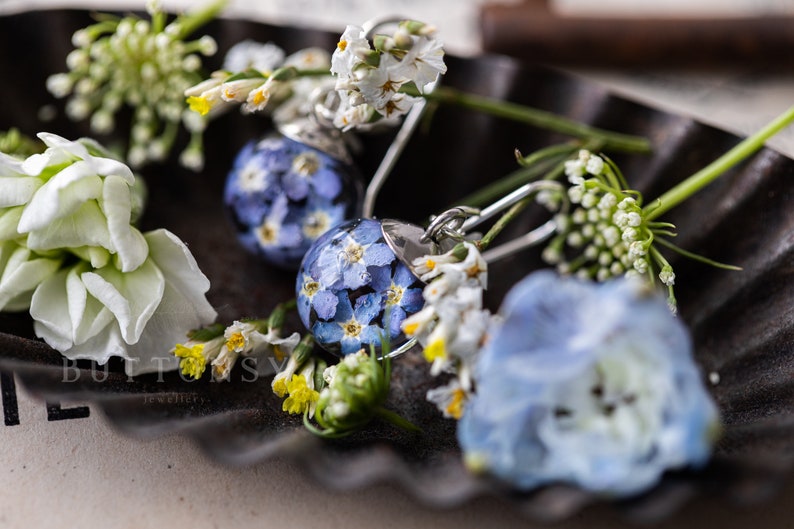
left=223, top=131, right=363, bottom=270
left=296, top=217, right=439, bottom=356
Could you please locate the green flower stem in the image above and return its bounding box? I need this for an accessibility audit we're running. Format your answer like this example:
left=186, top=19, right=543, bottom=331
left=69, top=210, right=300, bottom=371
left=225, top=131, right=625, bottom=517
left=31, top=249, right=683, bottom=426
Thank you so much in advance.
left=171, top=0, right=228, bottom=40
left=477, top=163, right=567, bottom=250
left=401, top=84, right=651, bottom=153
left=151, top=8, right=166, bottom=34
left=645, top=105, right=794, bottom=221
left=373, top=406, right=421, bottom=433
left=452, top=144, right=574, bottom=209
left=268, top=298, right=297, bottom=330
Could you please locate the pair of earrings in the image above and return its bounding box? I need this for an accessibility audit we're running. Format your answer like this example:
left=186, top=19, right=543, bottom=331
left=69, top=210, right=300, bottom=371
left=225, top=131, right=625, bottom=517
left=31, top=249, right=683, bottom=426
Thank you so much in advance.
left=221, top=18, right=553, bottom=359
left=224, top=103, right=553, bottom=359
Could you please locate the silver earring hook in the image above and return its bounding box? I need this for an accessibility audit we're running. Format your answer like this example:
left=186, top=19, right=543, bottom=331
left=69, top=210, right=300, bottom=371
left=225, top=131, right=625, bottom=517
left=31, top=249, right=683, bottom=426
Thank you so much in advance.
left=360, top=15, right=438, bottom=219
left=422, top=180, right=568, bottom=263
left=362, top=98, right=431, bottom=218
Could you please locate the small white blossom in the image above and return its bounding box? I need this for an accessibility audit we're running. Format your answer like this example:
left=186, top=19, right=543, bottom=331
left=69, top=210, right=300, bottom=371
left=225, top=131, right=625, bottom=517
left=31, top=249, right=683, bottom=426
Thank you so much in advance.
left=426, top=378, right=468, bottom=420
left=223, top=40, right=286, bottom=73
left=564, top=159, right=585, bottom=182
left=659, top=266, right=676, bottom=286
left=330, top=25, right=370, bottom=76
left=394, top=33, right=447, bottom=92
left=585, top=155, right=604, bottom=175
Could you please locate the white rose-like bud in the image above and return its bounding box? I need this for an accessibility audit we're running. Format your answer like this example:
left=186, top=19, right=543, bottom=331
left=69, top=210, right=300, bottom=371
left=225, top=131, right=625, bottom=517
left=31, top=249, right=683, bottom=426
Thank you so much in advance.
left=14, top=133, right=148, bottom=272
left=30, top=229, right=217, bottom=376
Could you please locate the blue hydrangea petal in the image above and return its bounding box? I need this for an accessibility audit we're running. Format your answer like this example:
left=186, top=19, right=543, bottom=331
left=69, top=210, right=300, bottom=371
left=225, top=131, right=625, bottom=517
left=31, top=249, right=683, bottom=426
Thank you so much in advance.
left=340, top=334, right=365, bottom=355
left=392, top=261, right=419, bottom=288
left=277, top=223, right=303, bottom=248
left=458, top=271, right=720, bottom=497
left=368, top=264, right=393, bottom=293
left=332, top=292, right=354, bottom=322
left=350, top=218, right=382, bottom=245
left=386, top=305, right=408, bottom=337
left=359, top=323, right=386, bottom=348
left=341, top=262, right=371, bottom=290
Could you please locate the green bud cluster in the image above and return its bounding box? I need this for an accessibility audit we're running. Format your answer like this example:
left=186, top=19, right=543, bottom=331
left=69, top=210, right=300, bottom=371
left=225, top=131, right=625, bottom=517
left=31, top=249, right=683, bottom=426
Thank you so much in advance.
left=311, top=348, right=391, bottom=437
left=46, top=0, right=225, bottom=170
left=542, top=150, right=679, bottom=309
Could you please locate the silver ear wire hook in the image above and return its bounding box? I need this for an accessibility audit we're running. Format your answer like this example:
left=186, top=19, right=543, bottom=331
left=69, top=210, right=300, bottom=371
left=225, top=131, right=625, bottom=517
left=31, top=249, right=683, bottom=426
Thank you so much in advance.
left=360, top=16, right=438, bottom=219
left=422, top=180, right=568, bottom=263
left=362, top=98, right=430, bottom=218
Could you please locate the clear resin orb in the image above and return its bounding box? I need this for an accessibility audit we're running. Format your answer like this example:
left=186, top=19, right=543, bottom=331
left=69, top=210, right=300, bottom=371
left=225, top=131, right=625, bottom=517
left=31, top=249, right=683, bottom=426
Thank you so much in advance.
left=224, top=133, right=363, bottom=269
left=296, top=218, right=426, bottom=356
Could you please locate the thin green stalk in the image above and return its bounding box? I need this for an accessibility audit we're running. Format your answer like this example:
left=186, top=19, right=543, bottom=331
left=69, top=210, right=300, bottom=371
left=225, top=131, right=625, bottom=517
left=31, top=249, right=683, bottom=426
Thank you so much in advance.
left=374, top=406, right=421, bottom=433
left=172, top=0, right=228, bottom=40
left=478, top=198, right=531, bottom=251
left=453, top=156, right=560, bottom=209
left=477, top=163, right=567, bottom=250
left=645, top=105, right=794, bottom=221
left=402, top=85, right=651, bottom=153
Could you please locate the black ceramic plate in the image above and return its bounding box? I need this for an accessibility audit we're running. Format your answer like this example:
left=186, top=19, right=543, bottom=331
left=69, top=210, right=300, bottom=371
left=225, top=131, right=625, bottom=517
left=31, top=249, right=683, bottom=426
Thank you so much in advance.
left=1, top=9, right=793, bottom=522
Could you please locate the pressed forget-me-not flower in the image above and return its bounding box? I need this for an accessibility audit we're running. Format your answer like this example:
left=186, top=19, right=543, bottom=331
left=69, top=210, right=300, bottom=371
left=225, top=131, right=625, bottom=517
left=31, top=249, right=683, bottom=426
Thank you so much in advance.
left=457, top=271, right=720, bottom=497
left=312, top=292, right=384, bottom=355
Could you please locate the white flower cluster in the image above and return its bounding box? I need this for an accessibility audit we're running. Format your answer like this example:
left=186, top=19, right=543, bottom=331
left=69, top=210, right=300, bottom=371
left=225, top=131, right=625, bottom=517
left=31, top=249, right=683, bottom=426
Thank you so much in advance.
left=47, top=1, right=222, bottom=170
left=185, top=18, right=446, bottom=137
left=329, top=20, right=447, bottom=130
left=401, top=242, right=496, bottom=420
left=0, top=133, right=217, bottom=376
left=185, top=43, right=334, bottom=125
left=176, top=319, right=301, bottom=381
left=543, top=150, right=676, bottom=286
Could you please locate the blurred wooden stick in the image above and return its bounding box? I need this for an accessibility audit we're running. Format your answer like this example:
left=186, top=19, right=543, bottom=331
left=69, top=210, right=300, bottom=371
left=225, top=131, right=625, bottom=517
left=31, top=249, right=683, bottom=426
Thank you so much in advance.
left=479, top=0, right=794, bottom=68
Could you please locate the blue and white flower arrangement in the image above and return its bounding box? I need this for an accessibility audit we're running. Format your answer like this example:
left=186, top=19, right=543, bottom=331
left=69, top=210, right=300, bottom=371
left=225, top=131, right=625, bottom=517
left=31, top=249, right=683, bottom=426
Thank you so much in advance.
left=3, top=0, right=794, bottom=504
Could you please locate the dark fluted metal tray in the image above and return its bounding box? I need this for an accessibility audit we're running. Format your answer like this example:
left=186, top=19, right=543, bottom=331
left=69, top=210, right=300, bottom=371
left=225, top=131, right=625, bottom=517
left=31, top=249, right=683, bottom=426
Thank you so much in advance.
left=1, top=9, right=793, bottom=522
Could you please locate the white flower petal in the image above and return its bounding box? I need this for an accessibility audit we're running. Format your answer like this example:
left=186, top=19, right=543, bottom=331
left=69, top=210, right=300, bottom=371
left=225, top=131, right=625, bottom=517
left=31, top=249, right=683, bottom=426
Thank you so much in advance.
left=122, top=230, right=217, bottom=376
left=0, top=176, right=43, bottom=208
left=102, top=174, right=149, bottom=272
left=54, top=323, right=131, bottom=366
left=0, top=152, right=26, bottom=177
left=29, top=268, right=77, bottom=351
left=82, top=261, right=165, bottom=345
left=0, top=243, right=62, bottom=311
left=18, top=162, right=103, bottom=232
left=89, top=155, right=135, bottom=184
left=0, top=207, right=23, bottom=241
left=37, top=132, right=91, bottom=159
left=144, top=229, right=216, bottom=324
left=25, top=200, right=111, bottom=251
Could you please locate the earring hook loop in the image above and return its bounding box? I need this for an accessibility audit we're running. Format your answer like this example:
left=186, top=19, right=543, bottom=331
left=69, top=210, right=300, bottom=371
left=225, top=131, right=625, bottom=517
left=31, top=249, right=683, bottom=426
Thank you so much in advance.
left=422, top=180, right=568, bottom=263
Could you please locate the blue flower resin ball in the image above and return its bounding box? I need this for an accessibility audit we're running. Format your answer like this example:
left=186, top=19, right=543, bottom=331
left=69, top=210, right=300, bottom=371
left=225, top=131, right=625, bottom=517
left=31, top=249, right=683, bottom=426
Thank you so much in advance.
left=296, top=218, right=426, bottom=356
left=224, top=134, right=363, bottom=269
